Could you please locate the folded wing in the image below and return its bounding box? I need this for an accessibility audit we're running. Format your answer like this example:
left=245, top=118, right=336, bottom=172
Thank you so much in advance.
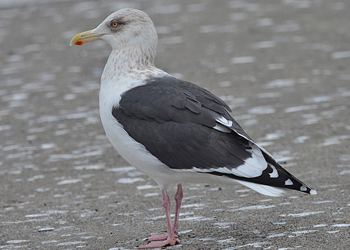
left=112, top=76, right=316, bottom=195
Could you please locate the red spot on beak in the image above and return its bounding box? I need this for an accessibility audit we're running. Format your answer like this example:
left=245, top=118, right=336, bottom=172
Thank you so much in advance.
left=75, top=40, right=83, bottom=46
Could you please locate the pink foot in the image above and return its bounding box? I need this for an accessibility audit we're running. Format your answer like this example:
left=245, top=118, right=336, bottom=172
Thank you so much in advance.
left=148, top=232, right=179, bottom=241
left=138, top=236, right=179, bottom=249
left=148, top=232, right=168, bottom=241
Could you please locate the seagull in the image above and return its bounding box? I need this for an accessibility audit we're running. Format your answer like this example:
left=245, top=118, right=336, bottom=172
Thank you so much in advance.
left=70, top=8, right=316, bottom=249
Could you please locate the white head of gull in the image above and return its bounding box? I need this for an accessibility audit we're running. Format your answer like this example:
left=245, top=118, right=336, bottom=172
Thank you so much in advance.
left=71, top=9, right=160, bottom=82
left=71, top=8, right=317, bottom=249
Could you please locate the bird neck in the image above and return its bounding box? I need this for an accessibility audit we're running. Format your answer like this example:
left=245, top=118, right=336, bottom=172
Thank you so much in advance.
left=102, top=46, right=156, bottom=82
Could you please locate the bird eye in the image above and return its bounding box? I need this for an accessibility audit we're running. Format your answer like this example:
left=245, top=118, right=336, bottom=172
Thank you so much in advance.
left=110, top=19, right=119, bottom=29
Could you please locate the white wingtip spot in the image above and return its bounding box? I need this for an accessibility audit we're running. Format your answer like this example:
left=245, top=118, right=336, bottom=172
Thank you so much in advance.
left=310, top=189, right=317, bottom=195
left=285, top=179, right=293, bottom=186
left=269, top=165, right=279, bottom=178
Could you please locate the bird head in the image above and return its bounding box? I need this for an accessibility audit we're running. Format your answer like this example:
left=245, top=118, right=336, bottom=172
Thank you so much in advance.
left=70, top=8, right=158, bottom=52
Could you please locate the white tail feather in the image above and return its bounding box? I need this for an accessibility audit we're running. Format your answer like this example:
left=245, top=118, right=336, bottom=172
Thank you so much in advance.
left=235, top=180, right=285, bottom=197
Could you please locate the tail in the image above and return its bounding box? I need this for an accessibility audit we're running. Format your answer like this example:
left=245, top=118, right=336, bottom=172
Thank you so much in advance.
left=234, top=179, right=286, bottom=197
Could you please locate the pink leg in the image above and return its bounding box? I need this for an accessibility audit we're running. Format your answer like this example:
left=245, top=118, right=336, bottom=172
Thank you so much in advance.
left=173, top=184, right=183, bottom=234
left=147, top=184, right=183, bottom=241
left=139, top=189, right=179, bottom=249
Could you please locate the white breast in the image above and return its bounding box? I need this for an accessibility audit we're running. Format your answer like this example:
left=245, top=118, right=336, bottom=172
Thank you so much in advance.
left=99, top=72, right=182, bottom=187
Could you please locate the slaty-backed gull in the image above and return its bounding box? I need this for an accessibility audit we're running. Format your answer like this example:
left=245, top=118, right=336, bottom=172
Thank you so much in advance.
left=70, top=8, right=316, bottom=249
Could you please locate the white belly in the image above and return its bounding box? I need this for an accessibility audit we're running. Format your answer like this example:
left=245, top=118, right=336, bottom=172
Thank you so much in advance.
left=99, top=77, right=182, bottom=187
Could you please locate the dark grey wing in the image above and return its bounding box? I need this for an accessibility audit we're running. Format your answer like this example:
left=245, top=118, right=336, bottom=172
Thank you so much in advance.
left=112, top=76, right=315, bottom=194
left=113, top=76, right=252, bottom=169
left=117, top=76, right=250, bottom=139
left=172, top=78, right=251, bottom=139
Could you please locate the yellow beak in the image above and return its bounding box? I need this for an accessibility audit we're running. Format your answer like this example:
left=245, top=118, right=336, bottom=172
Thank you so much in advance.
left=70, top=30, right=103, bottom=46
